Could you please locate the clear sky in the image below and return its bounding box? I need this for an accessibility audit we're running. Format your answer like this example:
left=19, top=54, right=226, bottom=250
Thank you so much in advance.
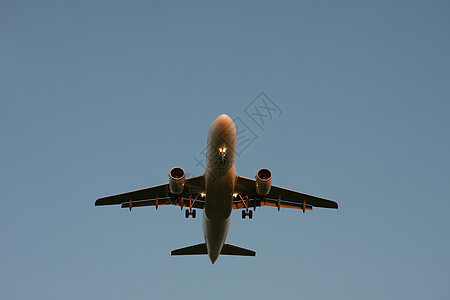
left=1, top=1, right=449, bottom=299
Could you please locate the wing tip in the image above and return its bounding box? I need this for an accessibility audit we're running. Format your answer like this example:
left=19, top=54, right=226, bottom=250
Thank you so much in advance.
left=94, top=198, right=109, bottom=206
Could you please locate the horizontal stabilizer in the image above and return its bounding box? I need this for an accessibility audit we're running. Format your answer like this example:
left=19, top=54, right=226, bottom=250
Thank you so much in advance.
left=171, top=243, right=256, bottom=256
left=221, top=244, right=256, bottom=256
left=171, top=243, right=207, bottom=256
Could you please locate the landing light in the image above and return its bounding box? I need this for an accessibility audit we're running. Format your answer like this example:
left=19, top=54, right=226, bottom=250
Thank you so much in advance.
left=233, top=193, right=238, bottom=197
left=201, top=193, right=206, bottom=197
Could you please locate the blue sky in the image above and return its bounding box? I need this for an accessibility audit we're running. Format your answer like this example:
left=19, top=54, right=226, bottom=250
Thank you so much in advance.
left=1, top=1, right=449, bottom=299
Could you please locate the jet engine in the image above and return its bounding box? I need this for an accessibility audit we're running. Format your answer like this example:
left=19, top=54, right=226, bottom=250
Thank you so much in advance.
left=169, top=167, right=185, bottom=194
left=255, top=168, right=272, bottom=195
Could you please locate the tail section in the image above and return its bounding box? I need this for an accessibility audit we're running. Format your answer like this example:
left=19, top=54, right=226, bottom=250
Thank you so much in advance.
left=171, top=243, right=256, bottom=257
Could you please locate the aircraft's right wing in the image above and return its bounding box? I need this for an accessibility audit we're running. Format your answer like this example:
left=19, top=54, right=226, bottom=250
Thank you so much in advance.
left=95, top=176, right=205, bottom=209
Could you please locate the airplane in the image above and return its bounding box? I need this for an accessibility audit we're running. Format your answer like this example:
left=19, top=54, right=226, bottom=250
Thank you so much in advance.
left=95, top=114, right=338, bottom=264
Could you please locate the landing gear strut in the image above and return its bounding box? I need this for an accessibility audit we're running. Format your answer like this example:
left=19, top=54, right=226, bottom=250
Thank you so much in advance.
left=239, top=194, right=253, bottom=219
left=184, top=194, right=198, bottom=219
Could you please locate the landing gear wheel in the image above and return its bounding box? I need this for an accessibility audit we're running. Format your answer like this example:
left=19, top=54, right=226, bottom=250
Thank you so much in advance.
left=192, top=209, right=196, bottom=218
left=185, top=209, right=189, bottom=218
left=248, top=210, right=253, bottom=219
left=242, top=210, right=246, bottom=219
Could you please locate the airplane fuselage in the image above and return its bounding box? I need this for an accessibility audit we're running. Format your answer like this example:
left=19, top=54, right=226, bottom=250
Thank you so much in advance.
left=203, top=114, right=237, bottom=263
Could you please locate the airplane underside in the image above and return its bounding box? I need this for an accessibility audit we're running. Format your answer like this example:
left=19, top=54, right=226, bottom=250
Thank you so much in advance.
left=95, top=114, right=338, bottom=264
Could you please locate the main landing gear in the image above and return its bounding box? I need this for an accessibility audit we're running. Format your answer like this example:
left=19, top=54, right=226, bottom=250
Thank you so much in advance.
left=238, top=194, right=253, bottom=219
left=185, top=208, right=196, bottom=218
left=184, top=194, right=198, bottom=218
left=242, top=209, right=253, bottom=219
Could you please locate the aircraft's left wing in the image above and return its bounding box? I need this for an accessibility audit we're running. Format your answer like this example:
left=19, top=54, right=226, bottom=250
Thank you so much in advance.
left=234, top=176, right=338, bottom=212
left=95, top=176, right=205, bottom=209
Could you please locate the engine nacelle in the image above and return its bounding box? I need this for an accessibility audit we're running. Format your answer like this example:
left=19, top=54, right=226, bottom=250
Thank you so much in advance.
left=169, top=167, right=185, bottom=194
left=256, top=168, right=272, bottom=196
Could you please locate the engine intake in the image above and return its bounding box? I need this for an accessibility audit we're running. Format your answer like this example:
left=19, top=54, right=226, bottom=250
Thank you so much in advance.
left=256, top=168, right=272, bottom=195
left=169, top=167, right=185, bottom=194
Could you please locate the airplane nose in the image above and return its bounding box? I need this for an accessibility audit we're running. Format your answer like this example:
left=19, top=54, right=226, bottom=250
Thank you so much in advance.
left=208, top=114, right=236, bottom=150
left=216, top=114, right=232, bottom=124
left=214, top=114, right=233, bottom=132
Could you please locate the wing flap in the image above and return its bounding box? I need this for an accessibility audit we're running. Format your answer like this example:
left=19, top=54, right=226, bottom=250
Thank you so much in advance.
left=121, top=197, right=205, bottom=209
left=121, top=198, right=171, bottom=209
left=232, top=199, right=313, bottom=210
left=260, top=200, right=313, bottom=211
